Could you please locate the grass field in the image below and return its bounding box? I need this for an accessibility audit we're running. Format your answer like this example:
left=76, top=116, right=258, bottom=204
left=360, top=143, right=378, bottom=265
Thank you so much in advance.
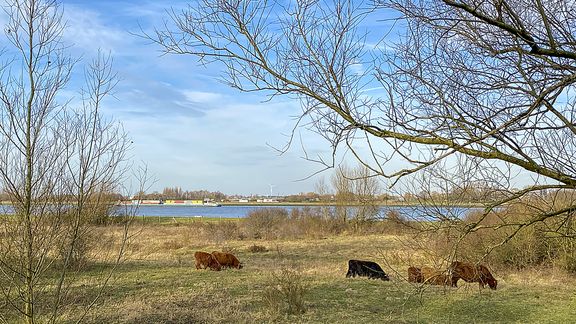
left=6, top=219, right=576, bottom=323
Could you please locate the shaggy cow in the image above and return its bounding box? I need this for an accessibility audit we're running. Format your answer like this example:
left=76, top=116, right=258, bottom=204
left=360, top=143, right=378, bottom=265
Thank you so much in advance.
left=448, top=261, right=497, bottom=290
left=194, top=251, right=221, bottom=271
left=407, top=266, right=424, bottom=283
left=211, top=251, right=242, bottom=269
left=346, top=260, right=390, bottom=281
left=421, top=266, right=450, bottom=286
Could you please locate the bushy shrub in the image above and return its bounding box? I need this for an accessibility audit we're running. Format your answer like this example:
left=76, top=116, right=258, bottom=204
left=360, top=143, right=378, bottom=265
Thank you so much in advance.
left=553, top=237, right=576, bottom=273
left=431, top=205, right=576, bottom=273
left=89, top=204, right=113, bottom=225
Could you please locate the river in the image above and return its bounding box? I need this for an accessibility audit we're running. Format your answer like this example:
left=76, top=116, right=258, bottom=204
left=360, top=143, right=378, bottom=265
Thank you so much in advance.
left=114, top=204, right=480, bottom=219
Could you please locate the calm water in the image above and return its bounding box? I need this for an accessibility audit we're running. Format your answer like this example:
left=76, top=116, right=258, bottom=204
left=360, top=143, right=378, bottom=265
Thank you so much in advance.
left=114, top=204, right=479, bottom=219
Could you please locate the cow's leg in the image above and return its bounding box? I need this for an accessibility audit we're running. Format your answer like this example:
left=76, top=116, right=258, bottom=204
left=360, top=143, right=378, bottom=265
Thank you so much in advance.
left=451, top=276, right=458, bottom=287
left=349, top=267, right=358, bottom=277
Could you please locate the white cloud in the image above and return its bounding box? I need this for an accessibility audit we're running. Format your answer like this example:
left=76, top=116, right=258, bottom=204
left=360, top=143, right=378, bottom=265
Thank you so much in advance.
left=61, top=5, right=128, bottom=55
left=181, top=90, right=224, bottom=104
left=349, top=62, right=365, bottom=75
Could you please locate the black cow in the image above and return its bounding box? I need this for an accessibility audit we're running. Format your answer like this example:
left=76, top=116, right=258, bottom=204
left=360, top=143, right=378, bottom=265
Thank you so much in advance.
left=346, top=259, right=390, bottom=281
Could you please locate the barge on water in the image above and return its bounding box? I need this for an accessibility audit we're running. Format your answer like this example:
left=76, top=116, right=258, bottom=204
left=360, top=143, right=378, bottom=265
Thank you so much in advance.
left=116, top=199, right=221, bottom=207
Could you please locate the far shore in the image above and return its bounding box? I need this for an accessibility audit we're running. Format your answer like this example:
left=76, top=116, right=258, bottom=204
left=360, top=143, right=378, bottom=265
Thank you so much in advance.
left=0, top=201, right=486, bottom=208
left=196, top=201, right=485, bottom=208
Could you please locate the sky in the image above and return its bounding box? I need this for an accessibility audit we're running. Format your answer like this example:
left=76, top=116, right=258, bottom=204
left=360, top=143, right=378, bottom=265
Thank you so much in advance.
left=0, top=0, right=545, bottom=197
left=0, top=0, right=391, bottom=196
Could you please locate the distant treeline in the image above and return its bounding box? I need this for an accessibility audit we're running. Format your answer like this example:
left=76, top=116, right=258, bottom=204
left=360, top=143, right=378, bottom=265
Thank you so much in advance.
left=133, top=187, right=226, bottom=201
left=0, top=184, right=546, bottom=205
left=127, top=184, right=520, bottom=204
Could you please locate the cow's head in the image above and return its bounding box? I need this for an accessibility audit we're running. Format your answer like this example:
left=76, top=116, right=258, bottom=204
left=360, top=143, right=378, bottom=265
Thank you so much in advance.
left=487, top=278, right=497, bottom=290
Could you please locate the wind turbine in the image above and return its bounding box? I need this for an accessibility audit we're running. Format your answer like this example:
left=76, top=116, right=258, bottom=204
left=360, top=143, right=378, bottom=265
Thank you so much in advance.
left=269, top=184, right=276, bottom=197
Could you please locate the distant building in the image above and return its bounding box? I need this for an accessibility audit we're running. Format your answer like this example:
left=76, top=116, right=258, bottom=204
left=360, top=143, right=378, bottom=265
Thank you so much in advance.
left=257, top=198, right=278, bottom=203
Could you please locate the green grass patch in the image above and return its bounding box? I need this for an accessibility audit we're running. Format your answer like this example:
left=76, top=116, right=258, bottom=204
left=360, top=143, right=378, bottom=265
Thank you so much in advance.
left=132, top=215, right=241, bottom=225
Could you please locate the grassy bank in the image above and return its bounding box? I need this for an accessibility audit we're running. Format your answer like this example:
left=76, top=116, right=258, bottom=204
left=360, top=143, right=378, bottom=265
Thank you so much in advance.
left=219, top=201, right=485, bottom=207
left=15, top=219, right=572, bottom=323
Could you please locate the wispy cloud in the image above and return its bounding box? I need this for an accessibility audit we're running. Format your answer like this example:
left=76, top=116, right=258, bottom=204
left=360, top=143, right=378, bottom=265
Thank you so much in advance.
left=1, top=0, right=359, bottom=195
left=364, top=41, right=396, bottom=53
left=181, top=90, right=224, bottom=105
left=62, top=5, right=127, bottom=55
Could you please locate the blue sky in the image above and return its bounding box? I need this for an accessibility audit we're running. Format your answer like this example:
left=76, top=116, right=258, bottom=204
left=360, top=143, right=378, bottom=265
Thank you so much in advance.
left=0, top=1, right=541, bottom=196
left=32, top=0, right=387, bottom=196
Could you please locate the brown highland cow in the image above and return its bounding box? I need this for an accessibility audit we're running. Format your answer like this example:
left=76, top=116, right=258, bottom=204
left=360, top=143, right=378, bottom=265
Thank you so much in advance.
left=194, top=251, right=221, bottom=271
left=211, top=251, right=242, bottom=269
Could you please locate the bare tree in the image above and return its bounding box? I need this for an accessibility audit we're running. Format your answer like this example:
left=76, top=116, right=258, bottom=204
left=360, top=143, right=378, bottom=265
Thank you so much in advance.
left=351, top=164, right=381, bottom=222
left=331, top=164, right=354, bottom=222
left=330, top=164, right=381, bottom=225
left=373, top=0, right=576, bottom=259
left=0, top=0, right=132, bottom=322
left=147, top=0, right=576, bottom=255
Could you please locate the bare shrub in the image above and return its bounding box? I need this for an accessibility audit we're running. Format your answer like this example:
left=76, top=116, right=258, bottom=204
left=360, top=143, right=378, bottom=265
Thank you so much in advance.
left=243, top=208, right=288, bottom=240
left=57, top=205, right=128, bottom=270
left=262, top=267, right=308, bottom=316
left=247, top=244, right=268, bottom=253
left=286, top=207, right=337, bottom=238
left=242, top=206, right=354, bottom=240
left=240, top=206, right=426, bottom=240
left=201, top=221, right=241, bottom=243
left=161, top=240, right=184, bottom=251
left=379, top=209, right=420, bottom=235
left=58, top=230, right=94, bottom=271
left=386, top=210, right=406, bottom=224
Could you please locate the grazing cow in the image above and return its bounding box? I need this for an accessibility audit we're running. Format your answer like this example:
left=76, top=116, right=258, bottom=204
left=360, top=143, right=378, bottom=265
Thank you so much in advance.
left=211, top=251, right=243, bottom=269
left=408, top=266, right=424, bottom=283
left=194, top=251, right=221, bottom=271
left=346, top=260, right=390, bottom=281
left=421, top=266, right=450, bottom=286
left=449, top=261, right=497, bottom=290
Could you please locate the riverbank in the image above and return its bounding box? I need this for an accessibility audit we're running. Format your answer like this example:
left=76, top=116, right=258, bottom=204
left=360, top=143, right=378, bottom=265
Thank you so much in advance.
left=0, top=200, right=486, bottom=207
left=219, top=201, right=485, bottom=207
